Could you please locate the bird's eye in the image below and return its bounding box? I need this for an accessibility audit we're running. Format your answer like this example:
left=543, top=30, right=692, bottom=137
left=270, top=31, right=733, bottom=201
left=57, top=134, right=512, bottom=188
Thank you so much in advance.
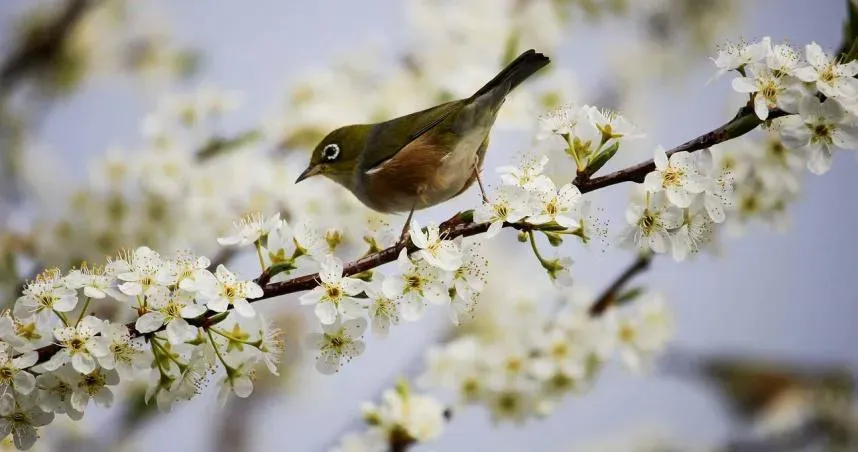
left=322, top=143, right=340, bottom=161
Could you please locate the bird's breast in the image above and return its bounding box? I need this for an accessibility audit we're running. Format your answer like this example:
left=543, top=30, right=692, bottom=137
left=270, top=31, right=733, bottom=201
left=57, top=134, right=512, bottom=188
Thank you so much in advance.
left=356, top=126, right=490, bottom=213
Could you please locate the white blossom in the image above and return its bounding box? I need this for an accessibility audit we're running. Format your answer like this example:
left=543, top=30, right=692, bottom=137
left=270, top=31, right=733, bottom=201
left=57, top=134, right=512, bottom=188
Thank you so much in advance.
left=383, top=250, right=452, bottom=322
left=299, top=255, right=365, bottom=325
left=42, top=316, right=108, bottom=375
left=305, top=317, right=367, bottom=374
left=217, top=358, right=255, bottom=405
left=709, top=37, right=770, bottom=82
left=612, top=294, right=674, bottom=374
left=0, top=394, right=54, bottom=450
left=217, top=212, right=282, bottom=247
left=473, top=186, right=527, bottom=238
left=526, top=181, right=582, bottom=227
left=97, top=321, right=148, bottom=378
left=115, top=247, right=171, bottom=298
left=135, top=287, right=206, bottom=344
left=363, top=278, right=400, bottom=339
left=618, top=190, right=683, bottom=254
left=0, top=347, right=37, bottom=395
left=795, top=42, right=858, bottom=99
left=731, top=65, right=797, bottom=120
left=697, top=147, right=736, bottom=223
left=671, top=206, right=715, bottom=262
left=409, top=220, right=463, bottom=271
left=361, top=388, right=446, bottom=443
left=496, top=155, right=554, bottom=192
left=15, top=269, right=78, bottom=319
left=62, top=367, right=119, bottom=412
left=643, top=147, right=706, bottom=208
left=198, top=265, right=263, bottom=318
left=779, top=96, right=858, bottom=174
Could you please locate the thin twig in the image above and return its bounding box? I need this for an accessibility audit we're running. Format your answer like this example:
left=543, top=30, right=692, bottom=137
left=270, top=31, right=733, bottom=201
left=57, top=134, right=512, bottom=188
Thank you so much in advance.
left=30, top=104, right=777, bottom=365
left=588, top=254, right=652, bottom=317
left=0, top=0, right=96, bottom=93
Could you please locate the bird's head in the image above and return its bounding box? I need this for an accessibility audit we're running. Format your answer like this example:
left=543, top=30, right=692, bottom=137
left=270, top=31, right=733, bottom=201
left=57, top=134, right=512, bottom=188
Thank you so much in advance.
left=295, top=124, right=371, bottom=188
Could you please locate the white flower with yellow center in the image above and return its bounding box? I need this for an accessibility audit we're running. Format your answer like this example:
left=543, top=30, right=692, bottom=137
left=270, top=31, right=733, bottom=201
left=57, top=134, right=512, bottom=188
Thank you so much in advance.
left=644, top=147, right=707, bottom=208
left=363, top=278, right=400, bottom=339
left=115, top=246, right=170, bottom=297
left=709, top=37, right=770, bottom=83
left=409, top=220, right=462, bottom=271
left=526, top=181, right=582, bottom=227
left=611, top=294, right=674, bottom=374
left=135, top=286, right=206, bottom=344
left=383, top=250, right=452, bottom=322
left=697, top=147, right=736, bottom=223
left=43, top=316, right=108, bottom=375
left=732, top=65, right=795, bottom=120
left=198, top=265, right=263, bottom=318
left=671, top=206, right=715, bottom=262
left=0, top=393, right=54, bottom=450
left=795, top=42, right=858, bottom=99
left=528, top=327, right=586, bottom=385
left=299, top=255, right=365, bottom=325
left=15, top=268, right=78, bottom=320
left=473, top=186, right=527, bottom=238
left=618, top=190, right=683, bottom=254
left=496, top=154, right=554, bottom=192
left=779, top=96, right=858, bottom=175
left=305, top=317, right=367, bottom=374
left=0, top=346, right=36, bottom=395
left=96, top=321, right=148, bottom=379
left=217, top=212, right=282, bottom=247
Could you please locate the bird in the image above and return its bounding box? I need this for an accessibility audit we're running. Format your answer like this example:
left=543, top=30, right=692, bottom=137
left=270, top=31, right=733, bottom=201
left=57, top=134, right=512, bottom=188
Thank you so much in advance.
left=295, top=49, right=550, bottom=239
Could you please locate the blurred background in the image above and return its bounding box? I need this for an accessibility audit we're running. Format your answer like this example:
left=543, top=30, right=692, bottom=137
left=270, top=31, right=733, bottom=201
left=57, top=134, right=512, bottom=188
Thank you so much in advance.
left=0, top=0, right=856, bottom=451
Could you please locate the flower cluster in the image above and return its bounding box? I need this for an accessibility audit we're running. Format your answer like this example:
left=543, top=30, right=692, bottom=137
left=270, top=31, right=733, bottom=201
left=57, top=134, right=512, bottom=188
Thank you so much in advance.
left=296, top=225, right=486, bottom=374
left=333, top=381, right=447, bottom=452
left=536, top=104, right=643, bottom=175
left=721, top=38, right=858, bottom=174
left=217, top=213, right=488, bottom=375
left=417, top=290, right=673, bottom=424
left=474, top=152, right=608, bottom=282
left=620, top=147, right=725, bottom=261
left=618, top=38, right=858, bottom=261
left=0, top=244, right=284, bottom=449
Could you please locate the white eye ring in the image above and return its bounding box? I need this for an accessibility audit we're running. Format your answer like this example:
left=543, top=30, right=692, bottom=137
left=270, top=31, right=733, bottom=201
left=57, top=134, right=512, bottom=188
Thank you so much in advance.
left=322, top=143, right=340, bottom=161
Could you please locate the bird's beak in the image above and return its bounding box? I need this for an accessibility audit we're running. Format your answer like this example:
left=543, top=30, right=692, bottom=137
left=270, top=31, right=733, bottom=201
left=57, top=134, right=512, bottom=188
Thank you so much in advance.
left=295, top=164, right=322, bottom=183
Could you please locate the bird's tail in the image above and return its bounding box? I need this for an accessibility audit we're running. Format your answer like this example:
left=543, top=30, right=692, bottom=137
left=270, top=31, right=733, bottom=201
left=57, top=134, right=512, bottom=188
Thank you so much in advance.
left=471, top=49, right=550, bottom=99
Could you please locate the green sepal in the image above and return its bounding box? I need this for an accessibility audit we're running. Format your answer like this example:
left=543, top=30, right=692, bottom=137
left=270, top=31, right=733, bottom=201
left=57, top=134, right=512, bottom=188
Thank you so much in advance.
left=543, top=231, right=564, bottom=247
left=838, top=0, right=858, bottom=59
left=265, top=260, right=298, bottom=281
left=583, top=141, right=620, bottom=178
left=615, top=286, right=645, bottom=306
left=195, top=130, right=262, bottom=161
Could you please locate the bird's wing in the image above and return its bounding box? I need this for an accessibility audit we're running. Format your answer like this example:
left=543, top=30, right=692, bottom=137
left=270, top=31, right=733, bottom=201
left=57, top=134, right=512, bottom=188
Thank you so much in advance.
left=361, top=100, right=463, bottom=172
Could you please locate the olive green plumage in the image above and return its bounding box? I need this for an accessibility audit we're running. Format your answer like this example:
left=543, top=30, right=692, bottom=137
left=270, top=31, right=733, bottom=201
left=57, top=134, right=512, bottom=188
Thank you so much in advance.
left=296, top=49, right=550, bottom=213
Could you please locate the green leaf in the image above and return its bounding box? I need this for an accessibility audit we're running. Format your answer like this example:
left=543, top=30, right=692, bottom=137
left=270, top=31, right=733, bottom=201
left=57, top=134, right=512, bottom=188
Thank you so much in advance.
left=265, top=260, right=298, bottom=281
left=195, top=130, right=262, bottom=161
left=616, top=287, right=645, bottom=305
left=543, top=231, right=564, bottom=247
left=839, top=0, right=858, bottom=59
left=582, top=141, right=620, bottom=178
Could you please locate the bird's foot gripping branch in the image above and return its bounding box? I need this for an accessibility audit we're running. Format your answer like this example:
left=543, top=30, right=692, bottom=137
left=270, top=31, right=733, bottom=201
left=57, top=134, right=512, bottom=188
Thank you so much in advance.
left=2, top=36, right=858, bottom=450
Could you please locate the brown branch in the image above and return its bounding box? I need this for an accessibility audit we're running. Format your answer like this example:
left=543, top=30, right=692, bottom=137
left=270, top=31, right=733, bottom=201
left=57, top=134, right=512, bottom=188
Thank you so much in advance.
left=30, top=104, right=780, bottom=365
left=588, top=254, right=653, bottom=317
left=0, top=0, right=96, bottom=92
left=575, top=106, right=787, bottom=193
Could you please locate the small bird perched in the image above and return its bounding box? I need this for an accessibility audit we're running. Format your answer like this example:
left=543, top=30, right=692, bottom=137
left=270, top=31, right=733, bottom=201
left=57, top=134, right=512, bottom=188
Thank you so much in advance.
left=296, top=49, right=550, bottom=234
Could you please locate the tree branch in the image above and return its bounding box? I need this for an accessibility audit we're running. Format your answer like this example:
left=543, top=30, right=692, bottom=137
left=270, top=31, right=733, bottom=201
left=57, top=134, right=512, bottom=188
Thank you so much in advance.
left=30, top=103, right=777, bottom=365
left=0, top=0, right=96, bottom=92
left=588, top=254, right=652, bottom=317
